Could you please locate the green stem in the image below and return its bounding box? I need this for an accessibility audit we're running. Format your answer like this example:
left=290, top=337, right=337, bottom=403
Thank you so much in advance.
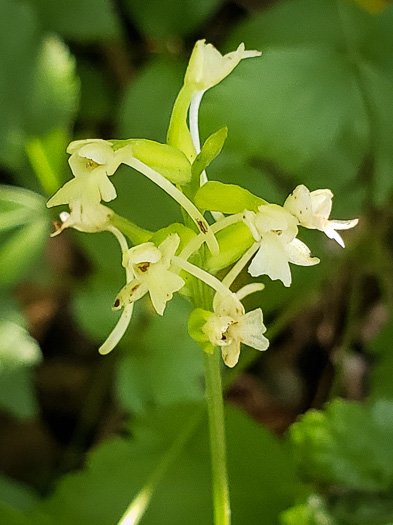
left=203, top=349, right=231, bottom=525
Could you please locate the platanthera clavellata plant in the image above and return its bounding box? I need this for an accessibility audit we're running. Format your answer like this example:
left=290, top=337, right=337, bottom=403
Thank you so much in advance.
left=47, top=40, right=358, bottom=525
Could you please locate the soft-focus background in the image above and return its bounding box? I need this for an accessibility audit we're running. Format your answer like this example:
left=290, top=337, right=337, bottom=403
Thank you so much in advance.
left=1, top=0, right=393, bottom=523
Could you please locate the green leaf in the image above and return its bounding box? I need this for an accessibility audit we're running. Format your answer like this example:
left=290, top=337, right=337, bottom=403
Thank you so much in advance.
left=201, top=46, right=364, bottom=173
left=280, top=495, right=337, bottom=525
left=290, top=399, right=393, bottom=492
left=25, top=129, right=70, bottom=196
left=26, top=35, right=79, bottom=138
left=0, top=319, right=42, bottom=419
left=125, top=0, right=222, bottom=40
left=195, top=181, right=265, bottom=213
left=118, top=58, right=185, bottom=143
left=0, top=475, right=38, bottom=512
left=31, top=404, right=299, bottom=525
left=0, top=1, right=79, bottom=169
left=0, top=186, right=49, bottom=289
left=0, top=504, right=31, bottom=525
left=190, top=127, right=227, bottom=193
left=27, top=0, right=120, bottom=42
left=368, top=315, right=393, bottom=401
left=115, top=298, right=204, bottom=414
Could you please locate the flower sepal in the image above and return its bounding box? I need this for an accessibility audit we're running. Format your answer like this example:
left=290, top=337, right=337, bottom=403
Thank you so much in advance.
left=188, top=308, right=215, bottom=354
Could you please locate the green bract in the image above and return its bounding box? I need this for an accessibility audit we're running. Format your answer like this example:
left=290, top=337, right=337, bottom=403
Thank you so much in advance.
left=195, top=181, right=266, bottom=214
left=188, top=308, right=215, bottom=354
left=206, top=223, right=254, bottom=273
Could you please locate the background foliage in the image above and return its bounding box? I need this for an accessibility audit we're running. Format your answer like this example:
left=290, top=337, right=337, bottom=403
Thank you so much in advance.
left=1, top=0, right=393, bottom=523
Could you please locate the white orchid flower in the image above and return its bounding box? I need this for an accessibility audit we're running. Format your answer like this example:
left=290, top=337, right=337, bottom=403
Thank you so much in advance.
left=67, top=139, right=127, bottom=179
left=184, top=40, right=261, bottom=93
left=202, top=293, right=269, bottom=368
left=113, top=234, right=185, bottom=316
left=284, top=184, right=359, bottom=248
left=243, top=204, right=319, bottom=287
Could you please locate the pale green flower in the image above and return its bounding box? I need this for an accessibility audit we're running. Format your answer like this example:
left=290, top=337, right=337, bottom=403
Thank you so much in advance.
left=184, top=40, right=261, bottom=93
left=202, top=293, right=268, bottom=368
left=47, top=139, right=129, bottom=235
left=284, top=185, right=359, bottom=248
left=243, top=204, right=319, bottom=287
left=114, top=234, right=185, bottom=315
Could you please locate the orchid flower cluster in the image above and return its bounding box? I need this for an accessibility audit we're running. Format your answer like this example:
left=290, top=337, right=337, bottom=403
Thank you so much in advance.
left=47, top=40, right=358, bottom=368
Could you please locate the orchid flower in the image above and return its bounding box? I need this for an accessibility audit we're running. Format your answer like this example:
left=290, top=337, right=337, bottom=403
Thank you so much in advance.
left=113, top=234, right=185, bottom=316
left=284, top=184, right=359, bottom=248
left=202, top=291, right=268, bottom=368
left=243, top=204, right=319, bottom=287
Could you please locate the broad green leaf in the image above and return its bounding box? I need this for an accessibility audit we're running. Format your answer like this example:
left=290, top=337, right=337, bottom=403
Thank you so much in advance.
left=201, top=46, right=364, bottom=173
left=125, top=0, right=222, bottom=40
left=115, top=298, right=204, bottom=414
left=0, top=319, right=42, bottom=419
left=26, top=0, right=120, bottom=42
left=290, top=399, right=393, bottom=492
left=30, top=404, right=299, bottom=525
left=195, top=181, right=265, bottom=213
left=118, top=58, right=185, bottom=143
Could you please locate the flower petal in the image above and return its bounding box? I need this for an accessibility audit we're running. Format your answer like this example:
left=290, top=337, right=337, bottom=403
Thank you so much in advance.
left=221, top=340, right=241, bottom=368
left=286, top=238, right=320, bottom=266
left=148, top=270, right=185, bottom=315
left=248, top=234, right=292, bottom=287
left=236, top=309, right=269, bottom=352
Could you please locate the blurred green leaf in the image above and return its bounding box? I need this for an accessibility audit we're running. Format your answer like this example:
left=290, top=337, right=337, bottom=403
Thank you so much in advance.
left=26, top=129, right=69, bottom=196
left=0, top=504, right=31, bottom=525
left=368, top=315, right=393, bottom=401
left=118, top=58, right=185, bottom=143
left=201, top=46, right=364, bottom=173
left=30, top=404, right=299, bottom=525
left=0, top=319, right=42, bottom=419
left=26, top=35, right=79, bottom=137
left=115, top=298, right=204, bottom=413
left=27, top=0, right=120, bottom=42
left=290, top=399, right=393, bottom=492
left=0, top=1, right=79, bottom=170
left=0, top=186, right=49, bottom=289
left=126, top=0, right=222, bottom=40
left=280, top=495, right=337, bottom=525
left=0, top=475, right=38, bottom=512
